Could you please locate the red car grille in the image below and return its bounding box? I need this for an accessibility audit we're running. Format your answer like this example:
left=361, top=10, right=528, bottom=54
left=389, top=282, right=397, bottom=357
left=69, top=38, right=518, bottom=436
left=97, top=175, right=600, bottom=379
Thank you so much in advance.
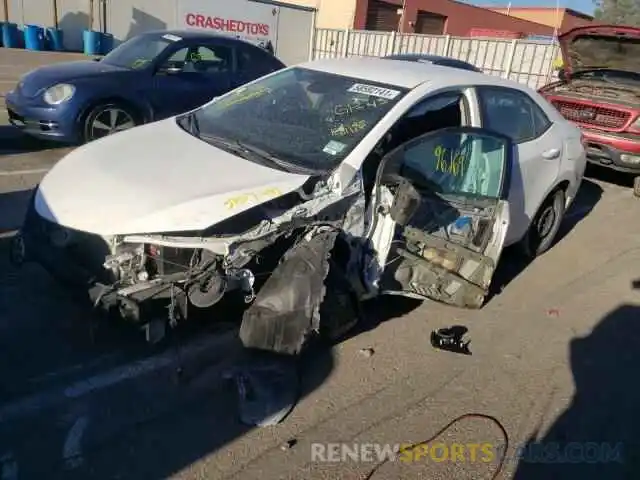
left=551, top=100, right=631, bottom=130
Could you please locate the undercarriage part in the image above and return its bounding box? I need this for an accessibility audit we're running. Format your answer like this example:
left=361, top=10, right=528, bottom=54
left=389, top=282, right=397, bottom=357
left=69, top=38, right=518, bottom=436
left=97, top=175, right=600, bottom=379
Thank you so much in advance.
left=144, top=318, right=167, bottom=344
left=187, top=272, right=227, bottom=308
left=239, top=229, right=359, bottom=355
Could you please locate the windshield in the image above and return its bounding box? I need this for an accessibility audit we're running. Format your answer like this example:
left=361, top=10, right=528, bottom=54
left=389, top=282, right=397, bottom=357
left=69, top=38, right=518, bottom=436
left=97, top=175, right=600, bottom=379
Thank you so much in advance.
left=101, top=34, right=173, bottom=69
left=185, top=67, right=409, bottom=172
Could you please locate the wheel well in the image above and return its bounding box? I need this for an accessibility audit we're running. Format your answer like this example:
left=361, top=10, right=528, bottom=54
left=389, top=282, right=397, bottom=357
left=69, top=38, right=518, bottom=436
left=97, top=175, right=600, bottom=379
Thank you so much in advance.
left=556, top=180, right=570, bottom=193
left=77, top=97, right=146, bottom=126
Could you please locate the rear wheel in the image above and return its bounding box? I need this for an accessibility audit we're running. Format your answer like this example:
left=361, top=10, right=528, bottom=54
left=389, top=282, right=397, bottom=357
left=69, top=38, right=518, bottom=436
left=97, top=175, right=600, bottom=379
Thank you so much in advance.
left=518, top=188, right=565, bottom=259
left=82, top=102, right=139, bottom=143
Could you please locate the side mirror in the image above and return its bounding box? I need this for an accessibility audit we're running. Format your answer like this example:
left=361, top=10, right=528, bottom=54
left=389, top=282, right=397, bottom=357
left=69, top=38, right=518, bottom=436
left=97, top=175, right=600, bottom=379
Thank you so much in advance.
left=92, top=57, right=102, bottom=62
left=157, top=65, right=182, bottom=75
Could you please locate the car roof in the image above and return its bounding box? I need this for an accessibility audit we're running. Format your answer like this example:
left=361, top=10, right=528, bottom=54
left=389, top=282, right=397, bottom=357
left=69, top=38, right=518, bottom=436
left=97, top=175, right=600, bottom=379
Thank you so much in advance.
left=298, top=56, right=525, bottom=92
left=140, top=29, right=262, bottom=48
left=383, top=54, right=481, bottom=70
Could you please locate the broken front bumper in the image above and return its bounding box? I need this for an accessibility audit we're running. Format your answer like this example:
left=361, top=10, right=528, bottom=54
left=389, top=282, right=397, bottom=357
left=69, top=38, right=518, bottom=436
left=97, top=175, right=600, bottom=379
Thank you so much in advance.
left=16, top=202, right=193, bottom=321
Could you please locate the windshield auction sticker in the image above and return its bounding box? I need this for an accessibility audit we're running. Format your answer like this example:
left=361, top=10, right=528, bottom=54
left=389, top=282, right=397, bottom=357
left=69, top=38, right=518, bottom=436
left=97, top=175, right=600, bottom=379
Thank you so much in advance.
left=347, top=84, right=401, bottom=100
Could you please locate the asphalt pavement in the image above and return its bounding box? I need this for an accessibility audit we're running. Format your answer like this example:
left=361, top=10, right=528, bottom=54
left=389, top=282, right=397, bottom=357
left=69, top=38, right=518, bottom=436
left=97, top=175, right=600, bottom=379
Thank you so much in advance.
left=1, top=48, right=640, bottom=480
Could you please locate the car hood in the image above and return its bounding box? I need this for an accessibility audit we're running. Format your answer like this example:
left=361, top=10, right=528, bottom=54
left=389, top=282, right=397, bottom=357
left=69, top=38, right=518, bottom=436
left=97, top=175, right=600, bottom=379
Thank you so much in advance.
left=35, top=118, right=312, bottom=235
left=17, top=60, right=126, bottom=98
left=559, top=25, right=640, bottom=76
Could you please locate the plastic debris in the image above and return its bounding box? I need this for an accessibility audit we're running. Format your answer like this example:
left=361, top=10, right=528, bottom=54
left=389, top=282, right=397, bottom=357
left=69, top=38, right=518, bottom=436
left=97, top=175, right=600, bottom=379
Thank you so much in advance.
left=224, top=356, right=299, bottom=427
left=280, top=439, right=297, bottom=450
left=358, top=347, right=375, bottom=358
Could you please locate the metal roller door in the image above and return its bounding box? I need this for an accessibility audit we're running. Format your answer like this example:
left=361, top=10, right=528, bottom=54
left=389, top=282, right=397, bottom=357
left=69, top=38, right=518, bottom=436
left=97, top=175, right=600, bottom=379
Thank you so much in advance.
left=365, top=0, right=399, bottom=32
left=414, top=11, right=446, bottom=35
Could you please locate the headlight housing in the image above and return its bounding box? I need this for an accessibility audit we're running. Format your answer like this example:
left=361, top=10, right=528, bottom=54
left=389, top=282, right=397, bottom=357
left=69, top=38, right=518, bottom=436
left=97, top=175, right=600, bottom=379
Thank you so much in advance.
left=43, top=83, right=76, bottom=105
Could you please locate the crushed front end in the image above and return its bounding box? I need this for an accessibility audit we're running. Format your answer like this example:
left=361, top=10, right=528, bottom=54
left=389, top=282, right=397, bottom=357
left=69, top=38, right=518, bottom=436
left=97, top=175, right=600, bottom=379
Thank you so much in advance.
left=16, top=173, right=369, bottom=347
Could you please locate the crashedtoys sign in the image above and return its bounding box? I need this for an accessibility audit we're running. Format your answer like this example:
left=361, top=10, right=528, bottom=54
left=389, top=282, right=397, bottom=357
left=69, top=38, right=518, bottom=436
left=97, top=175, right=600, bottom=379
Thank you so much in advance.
left=178, top=0, right=277, bottom=46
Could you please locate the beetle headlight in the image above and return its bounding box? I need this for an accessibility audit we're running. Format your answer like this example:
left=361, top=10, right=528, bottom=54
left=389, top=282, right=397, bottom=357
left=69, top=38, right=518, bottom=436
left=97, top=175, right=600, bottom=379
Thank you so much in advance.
left=43, top=83, right=76, bottom=105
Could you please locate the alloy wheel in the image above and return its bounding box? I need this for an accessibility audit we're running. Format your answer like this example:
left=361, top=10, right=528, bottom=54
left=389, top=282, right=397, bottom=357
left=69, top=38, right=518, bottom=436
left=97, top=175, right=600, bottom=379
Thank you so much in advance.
left=89, top=108, right=135, bottom=140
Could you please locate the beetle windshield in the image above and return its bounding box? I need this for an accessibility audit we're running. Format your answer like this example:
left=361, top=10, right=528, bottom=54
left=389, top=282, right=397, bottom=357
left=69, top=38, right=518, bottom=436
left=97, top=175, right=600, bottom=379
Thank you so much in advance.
left=101, top=34, right=174, bottom=69
left=183, top=67, right=409, bottom=173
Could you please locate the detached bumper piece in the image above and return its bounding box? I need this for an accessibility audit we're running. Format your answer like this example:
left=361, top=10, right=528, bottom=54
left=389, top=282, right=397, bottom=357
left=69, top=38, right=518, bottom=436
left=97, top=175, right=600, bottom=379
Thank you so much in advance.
left=239, top=229, right=360, bottom=356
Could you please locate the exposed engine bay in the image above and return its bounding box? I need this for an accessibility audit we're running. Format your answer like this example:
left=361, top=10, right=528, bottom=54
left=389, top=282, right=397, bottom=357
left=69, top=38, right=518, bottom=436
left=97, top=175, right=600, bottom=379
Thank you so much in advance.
left=541, top=79, right=640, bottom=107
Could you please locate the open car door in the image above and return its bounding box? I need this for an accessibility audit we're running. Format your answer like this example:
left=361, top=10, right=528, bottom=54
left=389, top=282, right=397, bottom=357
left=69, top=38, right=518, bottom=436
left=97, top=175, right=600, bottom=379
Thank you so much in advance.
left=366, top=127, right=513, bottom=308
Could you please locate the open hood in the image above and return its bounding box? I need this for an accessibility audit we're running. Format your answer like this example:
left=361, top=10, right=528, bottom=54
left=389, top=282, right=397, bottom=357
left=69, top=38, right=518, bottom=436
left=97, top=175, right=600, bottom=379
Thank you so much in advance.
left=35, top=118, right=311, bottom=235
left=559, top=25, right=640, bottom=76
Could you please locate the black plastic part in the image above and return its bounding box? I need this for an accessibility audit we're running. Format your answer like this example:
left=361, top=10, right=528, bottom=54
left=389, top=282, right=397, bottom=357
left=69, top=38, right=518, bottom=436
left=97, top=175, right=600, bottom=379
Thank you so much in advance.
left=430, top=326, right=471, bottom=355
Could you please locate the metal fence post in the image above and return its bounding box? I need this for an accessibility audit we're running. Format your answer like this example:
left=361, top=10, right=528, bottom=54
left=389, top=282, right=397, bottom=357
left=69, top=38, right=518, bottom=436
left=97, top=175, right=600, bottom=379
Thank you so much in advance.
left=388, top=30, right=397, bottom=55
left=443, top=34, right=451, bottom=56
left=341, top=28, right=351, bottom=57
left=503, top=39, right=518, bottom=80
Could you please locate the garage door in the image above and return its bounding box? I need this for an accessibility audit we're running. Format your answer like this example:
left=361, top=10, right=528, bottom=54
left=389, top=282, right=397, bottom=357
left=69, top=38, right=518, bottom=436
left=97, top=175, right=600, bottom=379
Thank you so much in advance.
left=366, top=0, right=399, bottom=31
left=415, top=11, right=446, bottom=35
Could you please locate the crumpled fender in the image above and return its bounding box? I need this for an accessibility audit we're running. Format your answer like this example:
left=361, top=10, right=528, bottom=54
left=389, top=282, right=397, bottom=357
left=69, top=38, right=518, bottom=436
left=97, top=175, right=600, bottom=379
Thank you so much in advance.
left=239, top=228, right=358, bottom=355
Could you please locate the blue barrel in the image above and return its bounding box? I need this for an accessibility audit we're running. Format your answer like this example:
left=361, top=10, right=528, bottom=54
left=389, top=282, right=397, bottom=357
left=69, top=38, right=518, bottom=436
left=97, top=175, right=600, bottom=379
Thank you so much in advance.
left=1, top=22, right=20, bottom=48
left=83, top=29, right=102, bottom=55
left=101, top=33, right=113, bottom=54
left=24, top=25, right=44, bottom=51
left=45, top=28, right=64, bottom=51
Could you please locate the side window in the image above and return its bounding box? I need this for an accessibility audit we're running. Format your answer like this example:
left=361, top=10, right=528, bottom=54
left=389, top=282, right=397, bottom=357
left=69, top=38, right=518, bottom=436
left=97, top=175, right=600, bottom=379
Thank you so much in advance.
left=188, top=45, right=233, bottom=73
left=478, top=87, right=551, bottom=143
left=381, top=91, right=467, bottom=155
left=392, top=129, right=510, bottom=199
left=162, top=44, right=233, bottom=74
left=237, top=47, right=282, bottom=76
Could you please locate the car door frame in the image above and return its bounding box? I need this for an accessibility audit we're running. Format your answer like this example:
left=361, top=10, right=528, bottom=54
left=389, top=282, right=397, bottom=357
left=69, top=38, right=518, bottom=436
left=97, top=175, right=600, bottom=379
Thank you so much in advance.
left=473, top=85, right=563, bottom=245
left=362, top=125, right=514, bottom=308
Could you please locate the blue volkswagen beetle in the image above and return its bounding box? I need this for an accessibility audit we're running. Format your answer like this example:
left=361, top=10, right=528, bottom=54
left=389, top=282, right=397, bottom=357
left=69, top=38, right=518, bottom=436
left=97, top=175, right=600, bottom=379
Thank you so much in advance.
left=5, top=30, right=285, bottom=144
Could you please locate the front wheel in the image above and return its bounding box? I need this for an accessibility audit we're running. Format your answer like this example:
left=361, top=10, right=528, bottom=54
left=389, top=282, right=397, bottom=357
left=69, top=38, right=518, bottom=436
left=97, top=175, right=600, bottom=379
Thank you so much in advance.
left=82, top=103, right=139, bottom=143
left=518, top=188, right=566, bottom=259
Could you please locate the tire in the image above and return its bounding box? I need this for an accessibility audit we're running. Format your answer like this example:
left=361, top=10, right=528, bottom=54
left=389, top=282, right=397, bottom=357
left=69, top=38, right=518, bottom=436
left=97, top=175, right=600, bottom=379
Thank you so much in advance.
left=518, top=188, right=566, bottom=259
left=82, top=102, right=140, bottom=143
left=633, top=177, right=640, bottom=198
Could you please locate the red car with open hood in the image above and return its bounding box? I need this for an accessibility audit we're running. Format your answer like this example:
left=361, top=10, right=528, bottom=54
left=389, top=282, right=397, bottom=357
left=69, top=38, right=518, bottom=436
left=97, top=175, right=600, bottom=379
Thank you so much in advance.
left=539, top=25, right=640, bottom=195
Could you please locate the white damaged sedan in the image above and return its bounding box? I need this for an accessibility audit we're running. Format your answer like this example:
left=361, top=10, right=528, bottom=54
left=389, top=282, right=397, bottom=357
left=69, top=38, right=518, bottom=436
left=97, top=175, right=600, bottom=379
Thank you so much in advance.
left=13, top=57, right=586, bottom=350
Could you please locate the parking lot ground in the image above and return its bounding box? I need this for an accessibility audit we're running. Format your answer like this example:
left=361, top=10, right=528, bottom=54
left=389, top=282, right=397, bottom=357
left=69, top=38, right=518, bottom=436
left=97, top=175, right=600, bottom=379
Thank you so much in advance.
left=2, top=109, right=640, bottom=479
left=0, top=49, right=89, bottom=98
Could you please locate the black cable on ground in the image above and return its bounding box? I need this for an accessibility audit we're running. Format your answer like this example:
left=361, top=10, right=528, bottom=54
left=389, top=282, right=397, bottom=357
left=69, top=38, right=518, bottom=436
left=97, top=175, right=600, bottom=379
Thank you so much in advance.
left=363, top=413, right=509, bottom=480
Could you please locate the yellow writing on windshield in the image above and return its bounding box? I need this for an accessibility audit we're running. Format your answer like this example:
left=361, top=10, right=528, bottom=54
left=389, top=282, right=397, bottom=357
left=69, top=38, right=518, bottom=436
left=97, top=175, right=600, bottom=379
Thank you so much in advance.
left=434, top=145, right=467, bottom=177
left=218, top=86, right=271, bottom=108
left=131, top=59, right=149, bottom=69
left=330, top=120, right=367, bottom=137
left=334, top=97, right=388, bottom=117
left=224, top=187, right=282, bottom=210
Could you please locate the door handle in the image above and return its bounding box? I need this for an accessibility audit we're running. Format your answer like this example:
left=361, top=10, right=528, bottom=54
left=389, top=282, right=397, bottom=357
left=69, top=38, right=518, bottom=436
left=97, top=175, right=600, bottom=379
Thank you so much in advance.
left=542, top=148, right=561, bottom=160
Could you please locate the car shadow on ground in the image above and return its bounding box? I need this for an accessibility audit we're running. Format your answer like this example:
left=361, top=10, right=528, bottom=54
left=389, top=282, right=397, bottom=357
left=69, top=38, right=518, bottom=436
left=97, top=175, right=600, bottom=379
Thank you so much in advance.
left=487, top=178, right=604, bottom=303
left=585, top=163, right=634, bottom=189
left=512, top=300, right=640, bottom=479
left=0, top=124, right=68, bottom=155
